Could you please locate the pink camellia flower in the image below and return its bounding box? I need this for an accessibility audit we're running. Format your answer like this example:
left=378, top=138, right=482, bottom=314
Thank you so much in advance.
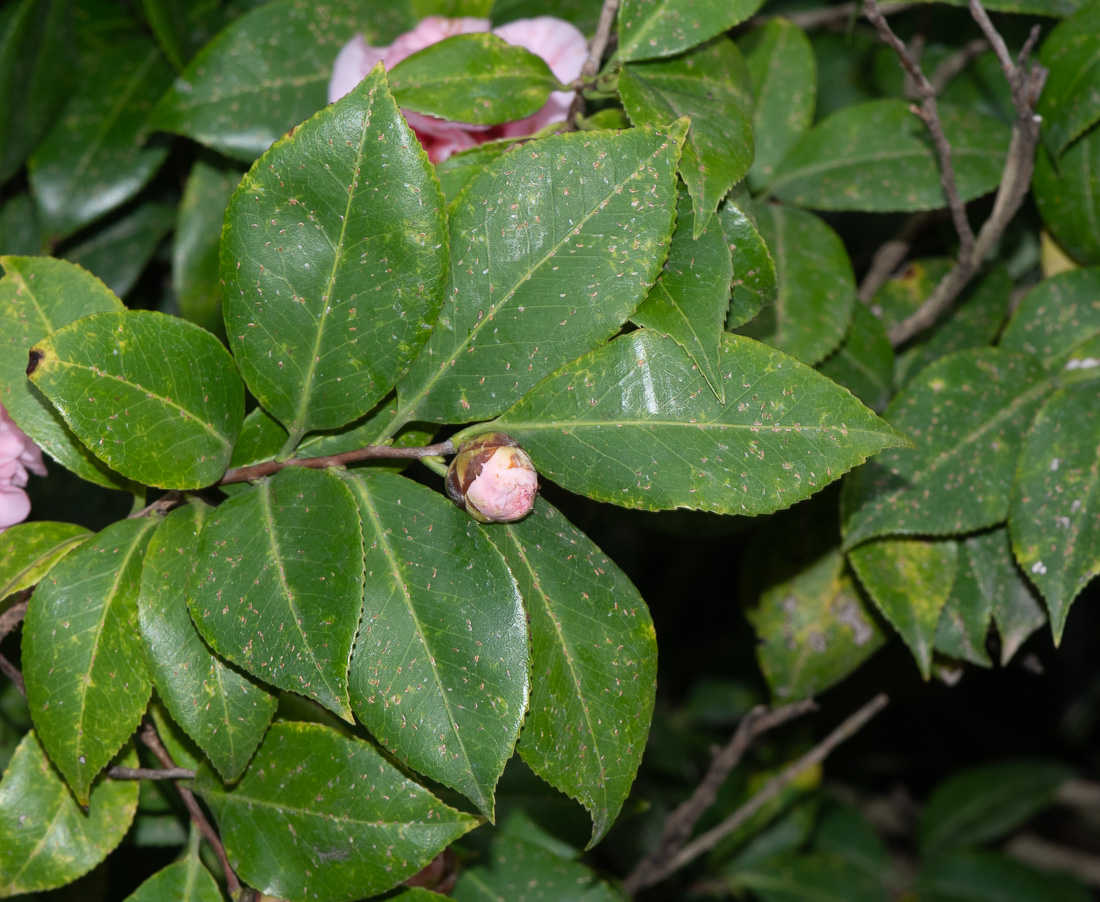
left=445, top=432, right=538, bottom=524
left=0, top=403, right=47, bottom=533
left=329, top=16, right=588, bottom=162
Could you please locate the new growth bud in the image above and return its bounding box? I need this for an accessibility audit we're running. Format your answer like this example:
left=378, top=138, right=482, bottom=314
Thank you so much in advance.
left=445, top=432, right=539, bottom=523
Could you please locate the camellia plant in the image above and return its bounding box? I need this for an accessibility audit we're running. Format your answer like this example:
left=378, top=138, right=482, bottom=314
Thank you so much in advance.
left=2, top=0, right=1100, bottom=900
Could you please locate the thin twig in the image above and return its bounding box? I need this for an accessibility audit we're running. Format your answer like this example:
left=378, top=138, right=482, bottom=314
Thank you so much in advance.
left=107, top=765, right=197, bottom=780
left=631, top=693, right=889, bottom=893
left=0, top=653, right=24, bottom=697
left=930, top=37, right=990, bottom=94
left=0, top=596, right=28, bottom=644
left=220, top=439, right=456, bottom=486
left=139, top=720, right=243, bottom=897
left=858, top=211, right=940, bottom=303
left=584, top=0, right=620, bottom=79
left=128, top=490, right=183, bottom=519
left=747, top=0, right=916, bottom=30
left=623, top=699, right=817, bottom=894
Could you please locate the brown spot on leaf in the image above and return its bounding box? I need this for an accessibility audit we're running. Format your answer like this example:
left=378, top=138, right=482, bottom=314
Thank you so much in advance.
left=26, top=348, right=44, bottom=376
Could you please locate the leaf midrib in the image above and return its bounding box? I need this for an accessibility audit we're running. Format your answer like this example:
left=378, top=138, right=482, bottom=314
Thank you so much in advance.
left=770, top=145, right=997, bottom=194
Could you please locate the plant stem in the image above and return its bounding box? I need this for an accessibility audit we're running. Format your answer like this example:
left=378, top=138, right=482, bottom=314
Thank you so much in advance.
left=220, top=439, right=456, bottom=486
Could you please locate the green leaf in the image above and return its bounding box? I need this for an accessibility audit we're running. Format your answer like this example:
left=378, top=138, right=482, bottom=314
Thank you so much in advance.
left=747, top=549, right=885, bottom=701
left=819, top=302, right=894, bottom=414
left=920, top=759, right=1071, bottom=856
left=435, top=139, right=520, bottom=202
left=1032, top=133, right=1100, bottom=266
left=0, top=521, right=90, bottom=603
left=732, top=852, right=890, bottom=902
left=389, top=33, right=560, bottom=125
left=848, top=537, right=958, bottom=678
left=632, top=185, right=733, bottom=401
left=619, top=40, right=753, bottom=233
left=841, top=349, right=1050, bottom=547
left=173, top=157, right=243, bottom=339
left=970, top=527, right=1045, bottom=665
left=1009, top=383, right=1100, bottom=642
left=122, top=852, right=223, bottom=902
left=739, top=18, right=816, bottom=193
left=871, top=257, right=951, bottom=336
left=0, top=256, right=130, bottom=491
left=934, top=543, right=994, bottom=667
left=342, top=471, right=527, bottom=819
left=617, top=0, right=765, bottom=63
left=919, top=0, right=1079, bottom=12
left=770, top=100, right=1010, bottom=212
left=413, top=0, right=494, bottom=14
left=27, top=37, right=173, bottom=239
left=134, top=0, right=189, bottom=72
left=150, top=0, right=410, bottom=162
left=188, top=466, right=364, bottom=721
left=1000, top=267, right=1100, bottom=374
left=0, top=0, right=77, bottom=183
left=138, top=502, right=277, bottom=782
left=485, top=500, right=656, bottom=847
left=1038, top=2, right=1100, bottom=158
left=0, top=191, right=43, bottom=256
left=395, top=124, right=685, bottom=424
left=492, top=330, right=907, bottom=515
left=0, top=732, right=138, bottom=896
left=28, top=310, right=245, bottom=490
left=739, top=204, right=856, bottom=366
left=814, top=803, right=891, bottom=879
left=222, top=64, right=447, bottom=440
left=719, top=184, right=778, bottom=329
left=915, top=851, right=1091, bottom=902
left=194, top=722, right=478, bottom=902
left=22, top=516, right=158, bottom=804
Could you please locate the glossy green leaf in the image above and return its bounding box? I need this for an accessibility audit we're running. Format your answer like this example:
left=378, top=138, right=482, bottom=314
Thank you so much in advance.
left=617, top=0, right=764, bottom=63
left=740, top=18, right=816, bottom=193
left=0, top=521, right=90, bottom=603
left=619, top=40, right=753, bottom=233
left=921, top=759, right=1071, bottom=856
left=1033, top=134, right=1100, bottom=266
left=28, top=37, right=172, bottom=239
left=342, top=471, right=526, bottom=819
left=412, top=0, right=494, bottom=14
left=870, top=258, right=951, bottom=336
left=719, top=185, right=778, bottom=329
left=0, top=0, right=77, bottom=183
left=916, top=851, right=1091, bottom=902
left=122, top=851, right=223, bottom=902
left=770, top=100, right=1009, bottom=212
left=842, top=349, right=1050, bottom=547
left=819, top=302, right=894, bottom=414
left=814, top=803, right=892, bottom=879
left=492, top=330, right=907, bottom=515
left=389, top=33, right=559, bottom=125
left=188, top=466, right=364, bottom=721
left=632, top=185, right=733, bottom=401
left=733, top=852, right=890, bottom=902
left=222, top=64, right=447, bottom=440
left=1038, top=2, right=1100, bottom=158
left=194, top=722, right=478, bottom=902
left=1010, top=383, right=1100, bottom=642
left=22, top=516, right=158, bottom=804
left=395, top=124, right=685, bottom=424
left=173, top=157, right=242, bottom=338
left=1000, top=267, right=1100, bottom=374
left=970, top=527, right=1046, bottom=665
left=28, top=310, right=244, bottom=490
left=0, top=732, right=138, bottom=896
left=434, top=139, right=519, bottom=202
left=0, top=192, right=42, bottom=256
left=934, top=543, right=994, bottom=667
left=485, top=500, right=656, bottom=846
left=150, top=0, right=409, bottom=162
left=849, top=537, right=958, bottom=678
left=740, top=204, right=856, bottom=366
left=748, top=549, right=885, bottom=701
left=134, top=0, right=189, bottom=71
left=920, top=0, right=1079, bottom=12
left=0, top=256, right=130, bottom=490
left=138, top=503, right=277, bottom=782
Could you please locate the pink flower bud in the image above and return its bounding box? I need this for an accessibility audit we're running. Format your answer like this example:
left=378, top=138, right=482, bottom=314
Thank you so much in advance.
left=445, top=432, right=538, bottom=523
left=0, top=402, right=46, bottom=533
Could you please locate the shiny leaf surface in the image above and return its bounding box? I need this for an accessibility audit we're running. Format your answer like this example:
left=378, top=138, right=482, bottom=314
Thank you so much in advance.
left=617, top=0, right=764, bottom=63
left=1000, top=267, right=1100, bottom=374
left=1037, top=3, right=1100, bottom=158
left=1033, top=136, right=1100, bottom=266
left=0, top=521, right=90, bottom=603
left=818, top=302, right=894, bottom=414
left=719, top=185, right=778, bottom=329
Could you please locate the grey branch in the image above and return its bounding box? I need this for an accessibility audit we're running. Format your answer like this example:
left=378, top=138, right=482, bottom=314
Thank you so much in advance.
left=107, top=765, right=196, bottom=780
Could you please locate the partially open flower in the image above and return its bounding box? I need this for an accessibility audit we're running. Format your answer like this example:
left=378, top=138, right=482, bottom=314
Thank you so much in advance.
left=445, top=432, right=538, bottom=523
left=0, top=403, right=47, bottom=534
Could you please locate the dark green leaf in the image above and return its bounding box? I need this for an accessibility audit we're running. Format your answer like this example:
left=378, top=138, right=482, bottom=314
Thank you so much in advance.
left=819, top=302, right=894, bottom=414
left=748, top=549, right=885, bottom=701
left=1033, top=133, right=1100, bottom=266
left=1000, top=267, right=1100, bottom=374
left=740, top=204, right=856, bottom=366
left=435, top=139, right=520, bottom=202
left=849, top=537, right=958, bottom=678
left=134, top=0, right=189, bottom=71
left=617, top=0, right=765, bottom=63
left=342, top=471, right=526, bottom=819
left=740, top=18, right=816, bottom=193
left=0, top=521, right=90, bottom=603
left=841, top=349, right=1050, bottom=547
left=919, top=0, right=1079, bottom=12
left=138, top=503, right=277, bottom=781
left=22, top=516, right=158, bottom=804
left=28, top=310, right=245, bottom=489
left=412, top=0, right=493, bottom=15
left=28, top=37, right=173, bottom=239
left=770, top=101, right=1009, bottom=212
left=619, top=40, right=753, bottom=233
left=732, top=852, right=890, bottom=902
left=811, top=31, right=878, bottom=121
left=970, top=527, right=1046, bottom=665
left=934, top=543, right=994, bottom=667
left=915, top=851, right=1091, bottom=902
left=194, top=722, right=478, bottom=902
left=395, top=124, right=685, bottom=424
left=0, top=255, right=130, bottom=490
left=870, top=258, right=952, bottom=336
left=188, top=466, right=364, bottom=721
left=491, top=330, right=907, bottom=515
left=1038, top=2, right=1100, bottom=158
left=122, top=850, right=223, bottom=902
left=0, top=732, right=138, bottom=895
left=0, top=192, right=43, bottom=256
left=222, top=64, right=447, bottom=440
left=1010, top=383, right=1100, bottom=642
left=486, top=500, right=656, bottom=846
left=814, top=803, right=892, bottom=879
left=632, top=185, right=733, bottom=400
left=719, top=184, right=778, bottom=329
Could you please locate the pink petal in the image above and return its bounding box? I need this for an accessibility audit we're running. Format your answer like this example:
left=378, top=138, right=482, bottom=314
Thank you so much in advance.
left=0, top=484, right=31, bottom=532
left=492, top=16, right=587, bottom=85
left=385, top=16, right=491, bottom=68
left=328, top=33, right=388, bottom=104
